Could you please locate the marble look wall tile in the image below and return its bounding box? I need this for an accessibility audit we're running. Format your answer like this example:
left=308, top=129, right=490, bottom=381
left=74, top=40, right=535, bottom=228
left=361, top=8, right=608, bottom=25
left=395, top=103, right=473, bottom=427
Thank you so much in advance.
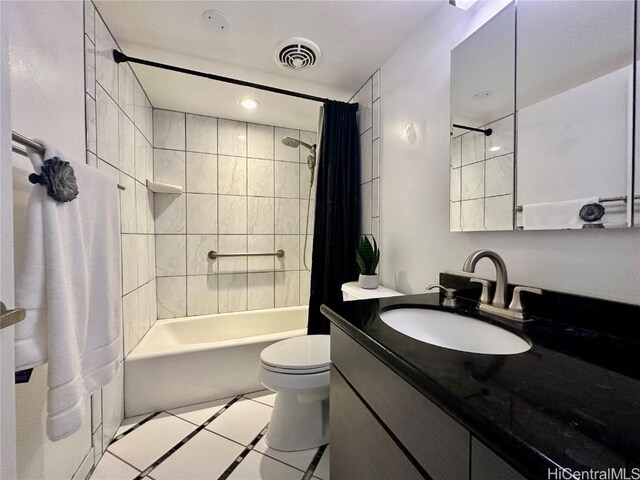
left=121, top=235, right=138, bottom=295
left=274, top=128, right=299, bottom=162
left=299, top=234, right=313, bottom=270
left=275, top=235, right=299, bottom=271
left=118, top=64, right=135, bottom=119
left=218, top=119, right=247, bottom=156
left=157, top=276, right=187, bottom=319
left=360, top=181, right=372, bottom=235
left=248, top=235, right=275, bottom=272
left=450, top=202, right=462, bottom=232
left=218, top=274, right=247, bottom=313
left=372, top=138, right=380, bottom=179
left=145, top=96, right=153, bottom=144
left=86, top=94, right=97, bottom=154
left=372, top=99, right=380, bottom=140
left=146, top=143, right=154, bottom=186
left=135, top=181, right=148, bottom=234
left=451, top=136, right=462, bottom=168
left=122, top=289, right=139, bottom=356
left=355, top=79, right=373, bottom=135
left=485, top=194, right=513, bottom=231
left=85, top=1, right=95, bottom=42
left=187, top=275, right=218, bottom=316
left=134, top=130, right=147, bottom=184
left=154, top=110, right=185, bottom=151
left=154, top=149, right=185, bottom=186
left=248, top=273, right=275, bottom=311
left=218, top=235, right=247, bottom=274
left=95, top=15, right=118, bottom=98
left=299, top=270, right=311, bottom=306
left=119, top=174, right=137, bottom=234
left=248, top=197, right=274, bottom=234
left=372, top=178, right=380, bottom=217
left=372, top=217, right=380, bottom=242
left=87, top=152, right=97, bottom=168
left=96, top=86, right=119, bottom=167
left=248, top=124, right=274, bottom=159
left=148, top=235, right=156, bottom=280
left=372, top=70, right=380, bottom=100
left=485, top=154, right=514, bottom=197
left=275, top=161, right=299, bottom=199
left=299, top=131, right=317, bottom=163
left=450, top=167, right=461, bottom=202
left=136, top=234, right=149, bottom=286
left=218, top=156, right=247, bottom=195
left=102, top=362, right=124, bottom=447
left=98, top=159, right=119, bottom=187
left=155, top=194, right=186, bottom=234
left=360, top=128, right=373, bottom=184
left=186, top=114, right=217, bottom=154
left=119, top=111, right=136, bottom=176
left=218, top=195, right=247, bottom=234
left=85, top=37, right=95, bottom=99
left=247, top=158, right=274, bottom=197
left=299, top=164, right=316, bottom=200
left=275, top=198, right=299, bottom=234
left=156, top=235, right=187, bottom=276
left=187, top=235, right=217, bottom=275
left=186, top=152, right=217, bottom=194
left=134, top=82, right=146, bottom=139
left=461, top=131, right=484, bottom=165
left=186, top=194, right=217, bottom=234
left=461, top=199, right=485, bottom=231
left=148, top=279, right=157, bottom=326
left=275, top=271, right=299, bottom=307
left=486, top=115, right=514, bottom=158
left=138, top=282, right=150, bottom=336
left=461, top=162, right=484, bottom=200
left=299, top=200, right=315, bottom=235
left=147, top=189, right=155, bottom=235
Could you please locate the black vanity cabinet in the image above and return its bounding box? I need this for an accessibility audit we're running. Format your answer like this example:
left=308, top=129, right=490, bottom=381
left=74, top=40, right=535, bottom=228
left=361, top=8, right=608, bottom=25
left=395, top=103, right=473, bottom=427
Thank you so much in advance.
left=330, top=324, right=527, bottom=480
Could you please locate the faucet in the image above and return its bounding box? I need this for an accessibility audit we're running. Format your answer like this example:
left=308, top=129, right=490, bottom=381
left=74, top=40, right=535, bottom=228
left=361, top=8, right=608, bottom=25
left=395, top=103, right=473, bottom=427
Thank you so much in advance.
left=462, top=250, right=542, bottom=321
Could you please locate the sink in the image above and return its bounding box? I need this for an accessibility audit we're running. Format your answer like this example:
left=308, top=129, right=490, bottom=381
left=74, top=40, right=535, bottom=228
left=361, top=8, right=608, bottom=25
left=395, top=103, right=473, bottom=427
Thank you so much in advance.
left=380, top=308, right=531, bottom=355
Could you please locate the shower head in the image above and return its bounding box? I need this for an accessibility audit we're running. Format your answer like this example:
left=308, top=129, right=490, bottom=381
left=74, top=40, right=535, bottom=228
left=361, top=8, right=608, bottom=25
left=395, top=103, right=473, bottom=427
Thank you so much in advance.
left=281, top=136, right=315, bottom=152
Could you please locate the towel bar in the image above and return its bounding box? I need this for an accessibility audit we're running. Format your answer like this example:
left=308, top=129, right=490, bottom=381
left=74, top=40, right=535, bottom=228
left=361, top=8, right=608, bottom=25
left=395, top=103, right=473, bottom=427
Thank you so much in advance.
left=515, top=195, right=640, bottom=212
left=208, top=250, right=285, bottom=260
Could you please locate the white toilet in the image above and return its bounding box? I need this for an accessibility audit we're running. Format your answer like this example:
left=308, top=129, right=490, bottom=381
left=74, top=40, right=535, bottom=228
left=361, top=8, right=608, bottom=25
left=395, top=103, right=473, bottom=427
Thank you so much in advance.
left=258, top=334, right=330, bottom=452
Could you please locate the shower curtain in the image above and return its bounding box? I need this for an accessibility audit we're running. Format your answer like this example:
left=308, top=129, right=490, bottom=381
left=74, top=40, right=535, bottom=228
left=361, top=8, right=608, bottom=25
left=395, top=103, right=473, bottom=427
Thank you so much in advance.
left=307, top=100, right=360, bottom=335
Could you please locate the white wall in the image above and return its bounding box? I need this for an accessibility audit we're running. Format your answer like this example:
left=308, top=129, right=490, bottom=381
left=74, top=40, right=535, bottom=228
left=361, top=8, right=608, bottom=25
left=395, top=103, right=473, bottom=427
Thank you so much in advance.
left=9, top=2, right=94, bottom=479
left=379, top=0, right=640, bottom=305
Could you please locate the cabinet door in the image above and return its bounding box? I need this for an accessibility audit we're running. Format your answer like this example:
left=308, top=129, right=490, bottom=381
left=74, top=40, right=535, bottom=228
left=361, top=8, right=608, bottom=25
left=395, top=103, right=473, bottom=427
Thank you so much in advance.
left=330, top=367, right=425, bottom=480
left=471, top=437, right=527, bottom=480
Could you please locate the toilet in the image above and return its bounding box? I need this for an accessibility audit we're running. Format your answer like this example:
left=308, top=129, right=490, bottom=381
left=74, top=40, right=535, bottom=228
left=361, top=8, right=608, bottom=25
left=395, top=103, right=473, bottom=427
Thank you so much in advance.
left=258, top=335, right=330, bottom=452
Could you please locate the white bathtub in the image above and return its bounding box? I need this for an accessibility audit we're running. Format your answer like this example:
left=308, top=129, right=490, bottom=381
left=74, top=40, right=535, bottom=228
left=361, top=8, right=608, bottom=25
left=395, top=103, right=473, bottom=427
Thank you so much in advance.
left=125, top=306, right=308, bottom=416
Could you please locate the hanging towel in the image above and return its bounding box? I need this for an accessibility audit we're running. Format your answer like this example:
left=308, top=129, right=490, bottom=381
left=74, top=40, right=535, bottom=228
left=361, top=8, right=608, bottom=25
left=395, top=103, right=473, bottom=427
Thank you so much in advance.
left=14, top=141, right=122, bottom=441
left=522, top=197, right=599, bottom=230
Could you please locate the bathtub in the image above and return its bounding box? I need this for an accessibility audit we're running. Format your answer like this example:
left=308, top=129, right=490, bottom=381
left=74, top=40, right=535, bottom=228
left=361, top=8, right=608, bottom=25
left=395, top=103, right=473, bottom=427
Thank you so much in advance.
left=125, top=306, right=308, bottom=416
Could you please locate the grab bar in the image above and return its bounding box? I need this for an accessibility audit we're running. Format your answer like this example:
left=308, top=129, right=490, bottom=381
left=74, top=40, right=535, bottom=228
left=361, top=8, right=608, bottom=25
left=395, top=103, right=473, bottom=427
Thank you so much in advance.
left=208, top=250, right=284, bottom=260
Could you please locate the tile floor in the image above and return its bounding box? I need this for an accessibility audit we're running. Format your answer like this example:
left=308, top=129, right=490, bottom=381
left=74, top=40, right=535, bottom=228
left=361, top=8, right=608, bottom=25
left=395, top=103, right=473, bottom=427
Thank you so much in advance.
left=89, top=390, right=329, bottom=480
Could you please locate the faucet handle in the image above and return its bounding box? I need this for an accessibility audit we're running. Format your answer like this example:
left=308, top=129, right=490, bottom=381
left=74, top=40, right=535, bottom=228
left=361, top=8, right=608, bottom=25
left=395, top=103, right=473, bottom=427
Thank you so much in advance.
left=470, top=278, right=492, bottom=305
left=508, top=286, right=543, bottom=314
left=426, top=284, right=457, bottom=308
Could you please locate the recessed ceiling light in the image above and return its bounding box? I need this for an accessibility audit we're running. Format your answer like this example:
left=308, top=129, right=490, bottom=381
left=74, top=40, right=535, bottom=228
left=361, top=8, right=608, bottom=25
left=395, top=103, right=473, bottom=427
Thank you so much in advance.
left=449, top=0, right=478, bottom=10
left=239, top=98, right=260, bottom=110
left=489, top=146, right=502, bottom=152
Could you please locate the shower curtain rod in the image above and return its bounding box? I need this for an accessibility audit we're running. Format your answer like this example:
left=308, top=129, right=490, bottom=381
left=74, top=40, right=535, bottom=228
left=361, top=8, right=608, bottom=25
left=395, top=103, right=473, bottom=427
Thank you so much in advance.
left=113, top=50, right=330, bottom=104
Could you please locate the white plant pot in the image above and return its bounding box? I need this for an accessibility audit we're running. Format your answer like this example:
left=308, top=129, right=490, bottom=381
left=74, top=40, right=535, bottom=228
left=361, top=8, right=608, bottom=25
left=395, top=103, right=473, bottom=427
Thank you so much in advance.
left=359, top=274, right=379, bottom=290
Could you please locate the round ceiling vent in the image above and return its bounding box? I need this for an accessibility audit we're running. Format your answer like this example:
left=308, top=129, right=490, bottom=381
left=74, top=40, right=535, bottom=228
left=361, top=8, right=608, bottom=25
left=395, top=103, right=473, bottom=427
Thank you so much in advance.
left=274, top=37, right=321, bottom=71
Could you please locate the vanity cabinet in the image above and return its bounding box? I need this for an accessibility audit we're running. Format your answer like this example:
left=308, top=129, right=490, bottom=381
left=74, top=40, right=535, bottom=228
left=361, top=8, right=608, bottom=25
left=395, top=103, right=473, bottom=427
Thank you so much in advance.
left=330, top=324, right=527, bottom=480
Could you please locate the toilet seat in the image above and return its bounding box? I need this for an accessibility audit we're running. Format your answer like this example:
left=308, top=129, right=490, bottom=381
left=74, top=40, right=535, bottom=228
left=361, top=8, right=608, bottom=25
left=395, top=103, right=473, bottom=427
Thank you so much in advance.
left=260, top=335, right=330, bottom=374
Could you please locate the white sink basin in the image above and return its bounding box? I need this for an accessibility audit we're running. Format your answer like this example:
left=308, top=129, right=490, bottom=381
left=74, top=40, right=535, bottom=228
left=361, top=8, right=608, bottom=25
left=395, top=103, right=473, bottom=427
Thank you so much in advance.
left=380, top=308, right=531, bottom=355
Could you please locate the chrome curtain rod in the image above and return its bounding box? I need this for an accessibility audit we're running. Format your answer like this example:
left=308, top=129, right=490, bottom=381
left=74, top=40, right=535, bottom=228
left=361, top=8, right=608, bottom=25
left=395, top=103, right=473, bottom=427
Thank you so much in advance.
left=113, top=50, right=330, bottom=104
left=11, top=131, right=125, bottom=191
left=515, top=195, right=640, bottom=212
left=208, top=250, right=285, bottom=260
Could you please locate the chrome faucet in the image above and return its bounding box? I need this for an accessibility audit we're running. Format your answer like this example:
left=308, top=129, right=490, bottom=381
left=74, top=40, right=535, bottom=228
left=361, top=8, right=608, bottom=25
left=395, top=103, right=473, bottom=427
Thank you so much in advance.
left=462, top=250, right=542, bottom=321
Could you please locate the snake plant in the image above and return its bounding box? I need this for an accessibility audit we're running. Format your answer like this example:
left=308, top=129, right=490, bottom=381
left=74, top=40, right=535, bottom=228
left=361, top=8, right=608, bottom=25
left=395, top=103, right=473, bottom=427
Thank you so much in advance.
left=355, top=235, right=380, bottom=275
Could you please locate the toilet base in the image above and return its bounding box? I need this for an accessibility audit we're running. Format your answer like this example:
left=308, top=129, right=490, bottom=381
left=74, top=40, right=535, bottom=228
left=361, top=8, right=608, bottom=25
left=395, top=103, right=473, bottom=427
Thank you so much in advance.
left=265, top=389, right=330, bottom=452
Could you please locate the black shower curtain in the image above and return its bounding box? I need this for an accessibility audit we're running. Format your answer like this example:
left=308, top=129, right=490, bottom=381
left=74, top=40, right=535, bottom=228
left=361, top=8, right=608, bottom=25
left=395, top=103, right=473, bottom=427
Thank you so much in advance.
left=307, top=100, right=360, bottom=335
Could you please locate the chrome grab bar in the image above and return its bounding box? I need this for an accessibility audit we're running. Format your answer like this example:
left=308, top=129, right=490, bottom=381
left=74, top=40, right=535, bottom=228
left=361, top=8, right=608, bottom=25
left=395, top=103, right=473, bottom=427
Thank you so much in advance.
left=208, top=250, right=285, bottom=260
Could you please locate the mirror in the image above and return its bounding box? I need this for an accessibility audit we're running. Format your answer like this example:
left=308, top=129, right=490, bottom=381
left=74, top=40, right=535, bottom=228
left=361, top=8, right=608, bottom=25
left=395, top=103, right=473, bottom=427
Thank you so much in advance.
left=450, top=0, right=636, bottom=232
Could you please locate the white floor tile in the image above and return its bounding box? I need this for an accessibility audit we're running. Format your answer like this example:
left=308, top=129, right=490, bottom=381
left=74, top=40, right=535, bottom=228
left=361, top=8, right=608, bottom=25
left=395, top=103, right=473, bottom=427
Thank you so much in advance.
left=108, top=413, right=196, bottom=470
left=253, top=436, right=316, bottom=472
left=228, top=451, right=302, bottom=480
left=314, top=446, right=330, bottom=480
left=244, top=390, right=276, bottom=407
left=151, top=430, right=245, bottom=480
left=205, top=398, right=272, bottom=445
left=115, top=413, right=152, bottom=437
left=90, top=452, right=140, bottom=480
left=167, top=396, right=235, bottom=426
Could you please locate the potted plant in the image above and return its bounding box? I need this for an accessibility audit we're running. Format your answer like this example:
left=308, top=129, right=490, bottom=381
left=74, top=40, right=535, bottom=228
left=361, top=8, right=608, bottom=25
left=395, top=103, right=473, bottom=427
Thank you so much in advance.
left=356, top=235, right=380, bottom=289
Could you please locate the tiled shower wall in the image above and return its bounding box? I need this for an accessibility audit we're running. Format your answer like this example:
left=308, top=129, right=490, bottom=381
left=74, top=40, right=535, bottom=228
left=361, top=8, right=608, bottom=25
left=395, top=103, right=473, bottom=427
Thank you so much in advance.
left=152, top=109, right=316, bottom=318
left=85, top=0, right=157, bottom=461
left=353, top=70, right=382, bottom=252
left=450, top=114, right=515, bottom=232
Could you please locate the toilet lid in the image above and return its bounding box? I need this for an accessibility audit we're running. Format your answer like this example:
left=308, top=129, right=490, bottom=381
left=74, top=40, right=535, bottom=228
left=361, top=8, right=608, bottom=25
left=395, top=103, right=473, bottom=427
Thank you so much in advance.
left=261, top=335, right=330, bottom=371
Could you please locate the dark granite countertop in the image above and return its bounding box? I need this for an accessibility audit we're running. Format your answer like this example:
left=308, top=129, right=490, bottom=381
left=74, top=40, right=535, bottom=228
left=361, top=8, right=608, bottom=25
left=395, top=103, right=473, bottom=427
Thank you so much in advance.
left=321, top=278, right=640, bottom=479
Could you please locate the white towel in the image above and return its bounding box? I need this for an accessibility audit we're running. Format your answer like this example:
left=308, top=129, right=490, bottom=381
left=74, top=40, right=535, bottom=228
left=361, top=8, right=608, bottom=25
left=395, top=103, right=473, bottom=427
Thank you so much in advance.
left=14, top=141, right=122, bottom=441
left=522, top=197, right=599, bottom=230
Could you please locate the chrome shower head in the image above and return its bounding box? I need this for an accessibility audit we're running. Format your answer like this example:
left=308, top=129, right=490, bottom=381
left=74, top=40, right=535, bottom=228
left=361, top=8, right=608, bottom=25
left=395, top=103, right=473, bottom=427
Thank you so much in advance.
left=281, top=136, right=300, bottom=148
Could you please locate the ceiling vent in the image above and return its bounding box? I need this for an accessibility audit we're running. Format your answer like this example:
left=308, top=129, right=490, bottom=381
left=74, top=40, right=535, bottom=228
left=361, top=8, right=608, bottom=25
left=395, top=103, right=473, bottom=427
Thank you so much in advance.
left=274, top=37, right=321, bottom=71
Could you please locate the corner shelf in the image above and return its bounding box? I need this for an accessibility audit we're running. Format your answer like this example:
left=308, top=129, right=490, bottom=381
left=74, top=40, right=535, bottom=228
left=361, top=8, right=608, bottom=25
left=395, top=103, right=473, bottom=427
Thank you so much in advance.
left=146, top=180, right=183, bottom=194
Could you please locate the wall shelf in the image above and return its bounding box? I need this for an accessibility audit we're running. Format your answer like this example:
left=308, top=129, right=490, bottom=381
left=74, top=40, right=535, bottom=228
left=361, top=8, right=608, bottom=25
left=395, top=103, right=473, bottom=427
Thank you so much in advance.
left=146, top=180, right=183, bottom=194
